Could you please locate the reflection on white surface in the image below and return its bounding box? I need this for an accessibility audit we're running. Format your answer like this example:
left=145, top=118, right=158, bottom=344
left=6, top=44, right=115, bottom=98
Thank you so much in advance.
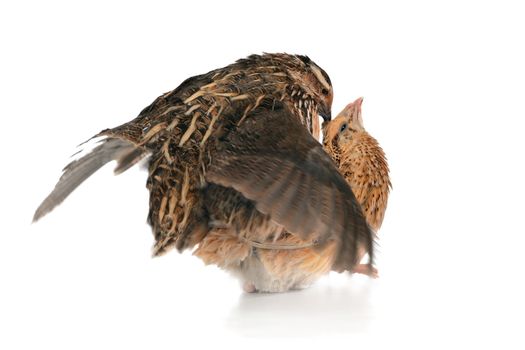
left=227, top=275, right=374, bottom=337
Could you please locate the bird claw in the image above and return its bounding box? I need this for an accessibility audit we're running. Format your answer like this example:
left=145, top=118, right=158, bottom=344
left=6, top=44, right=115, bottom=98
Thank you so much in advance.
left=243, top=282, right=257, bottom=293
left=352, top=264, right=378, bottom=278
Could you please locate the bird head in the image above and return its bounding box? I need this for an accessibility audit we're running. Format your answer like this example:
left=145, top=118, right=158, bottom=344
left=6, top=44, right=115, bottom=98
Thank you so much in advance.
left=322, top=97, right=365, bottom=161
left=297, top=56, right=334, bottom=121
left=233, top=53, right=333, bottom=139
left=285, top=55, right=333, bottom=138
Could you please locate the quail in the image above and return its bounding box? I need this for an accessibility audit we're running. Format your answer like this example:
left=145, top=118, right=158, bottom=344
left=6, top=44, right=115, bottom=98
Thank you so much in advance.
left=34, top=53, right=374, bottom=293
left=323, top=97, right=391, bottom=276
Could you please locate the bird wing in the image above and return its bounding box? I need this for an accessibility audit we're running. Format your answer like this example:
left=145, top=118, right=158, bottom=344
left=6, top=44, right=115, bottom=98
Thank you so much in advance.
left=205, top=103, right=374, bottom=272
left=33, top=136, right=148, bottom=222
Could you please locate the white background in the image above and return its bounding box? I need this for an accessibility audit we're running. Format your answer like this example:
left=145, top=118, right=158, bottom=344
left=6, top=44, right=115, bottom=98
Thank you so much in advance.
left=1, top=1, right=524, bottom=348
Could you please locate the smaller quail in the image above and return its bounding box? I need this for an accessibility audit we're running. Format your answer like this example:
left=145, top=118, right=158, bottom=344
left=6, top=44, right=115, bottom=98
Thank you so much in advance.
left=323, top=97, right=391, bottom=276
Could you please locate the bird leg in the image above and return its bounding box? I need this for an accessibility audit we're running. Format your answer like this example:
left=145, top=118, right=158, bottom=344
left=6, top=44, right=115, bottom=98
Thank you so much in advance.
left=351, top=245, right=378, bottom=278
left=352, top=264, right=378, bottom=278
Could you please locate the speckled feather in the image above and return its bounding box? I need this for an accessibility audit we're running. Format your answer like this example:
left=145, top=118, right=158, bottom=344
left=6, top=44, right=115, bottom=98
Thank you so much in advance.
left=323, top=97, right=391, bottom=233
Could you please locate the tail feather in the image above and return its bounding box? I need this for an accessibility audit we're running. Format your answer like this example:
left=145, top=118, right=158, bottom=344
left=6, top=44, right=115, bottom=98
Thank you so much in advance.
left=33, top=137, right=146, bottom=222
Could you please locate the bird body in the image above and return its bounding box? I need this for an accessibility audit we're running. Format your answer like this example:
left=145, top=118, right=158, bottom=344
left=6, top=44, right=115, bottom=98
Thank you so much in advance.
left=34, top=54, right=374, bottom=293
left=336, top=132, right=390, bottom=232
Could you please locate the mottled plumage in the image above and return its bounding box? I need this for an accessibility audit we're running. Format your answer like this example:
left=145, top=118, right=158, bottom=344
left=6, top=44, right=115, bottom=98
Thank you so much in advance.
left=323, top=97, right=391, bottom=275
left=34, top=53, right=374, bottom=292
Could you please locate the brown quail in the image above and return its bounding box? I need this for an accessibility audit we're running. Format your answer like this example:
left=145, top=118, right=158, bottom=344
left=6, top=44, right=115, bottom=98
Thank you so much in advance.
left=33, top=53, right=374, bottom=292
left=323, top=97, right=391, bottom=276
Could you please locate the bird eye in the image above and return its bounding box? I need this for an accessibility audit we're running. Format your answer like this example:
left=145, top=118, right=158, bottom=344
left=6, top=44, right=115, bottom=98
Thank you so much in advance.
left=340, top=123, right=347, bottom=132
left=321, top=88, right=329, bottom=96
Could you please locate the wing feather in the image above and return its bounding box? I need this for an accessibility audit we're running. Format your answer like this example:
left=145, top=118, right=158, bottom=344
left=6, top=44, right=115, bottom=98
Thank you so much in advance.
left=206, top=102, right=374, bottom=272
left=33, top=137, right=147, bottom=222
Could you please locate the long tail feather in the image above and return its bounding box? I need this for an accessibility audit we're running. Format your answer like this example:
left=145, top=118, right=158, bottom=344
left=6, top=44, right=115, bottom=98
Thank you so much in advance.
left=33, top=137, right=146, bottom=222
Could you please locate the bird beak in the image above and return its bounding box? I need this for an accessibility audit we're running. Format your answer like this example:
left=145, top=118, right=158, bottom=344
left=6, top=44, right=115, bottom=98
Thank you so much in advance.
left=355, top=96, right=364, bottom=108
left=355, top=97, right=364, bottom=128
left=318, top=104, right=332, bottom=122
left=343, top=97, right=363, bottom=112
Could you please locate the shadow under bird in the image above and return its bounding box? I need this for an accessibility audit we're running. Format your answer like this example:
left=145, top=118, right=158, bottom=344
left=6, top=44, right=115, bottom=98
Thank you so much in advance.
left=33, top=53, right=374, bottom=292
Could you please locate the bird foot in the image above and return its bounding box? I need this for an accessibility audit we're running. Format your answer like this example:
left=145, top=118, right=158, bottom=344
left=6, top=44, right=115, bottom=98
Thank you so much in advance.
left=352, top=264, right=378, bottom=278
left=243, top=282, right=257, bottom=293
